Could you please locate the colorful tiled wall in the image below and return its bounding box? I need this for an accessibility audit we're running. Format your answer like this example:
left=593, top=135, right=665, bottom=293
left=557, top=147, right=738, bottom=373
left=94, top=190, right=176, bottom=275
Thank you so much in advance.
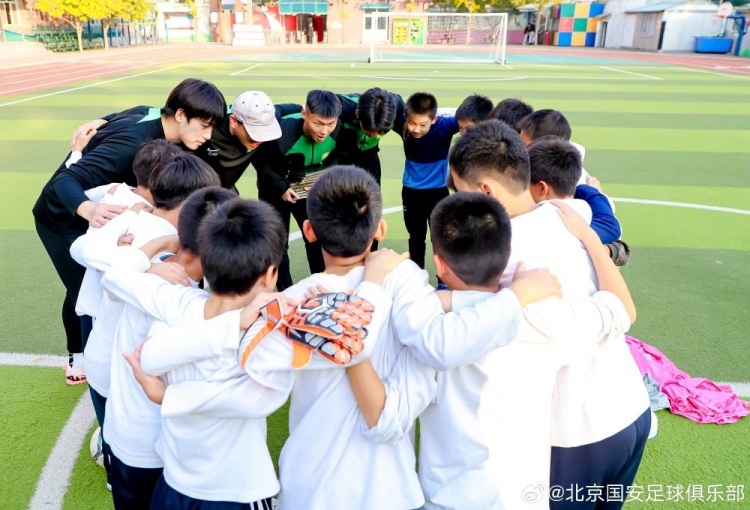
left=551, top=3, right=604, bottom=47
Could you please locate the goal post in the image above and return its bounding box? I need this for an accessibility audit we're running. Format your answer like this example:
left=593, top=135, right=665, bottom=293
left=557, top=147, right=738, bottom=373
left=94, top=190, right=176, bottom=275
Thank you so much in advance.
left=367, top=12, right=508, bottom=65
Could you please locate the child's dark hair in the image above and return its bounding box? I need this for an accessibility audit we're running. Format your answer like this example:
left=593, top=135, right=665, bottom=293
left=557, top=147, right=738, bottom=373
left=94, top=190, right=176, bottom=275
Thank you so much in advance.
left=456, top=94, right=494, bottom=123
left=177, top=187, right=238, bottom=255
left=357, top=88, right=398, bottom=134
left=162, top=78, right=226, bottom=127
left=198, top=198, right=286, bottom=296
left=431, top=193, right=511, bottom=287
left=306, top=89, right=342, bottom=118
left=306, top=165, right=382, bottom=257
left=489, top=99, right=534, bottom=131
left=528, top=137, right=582, bottom=198
left=517, top=109, right=571, bottom=141
left=149, top=153, right=221, bottom=210
left=405, top=92, right=438, bottom=119
left=449, top=120, right=530, bottom=195
left=132, top=140, right=184, bottom=187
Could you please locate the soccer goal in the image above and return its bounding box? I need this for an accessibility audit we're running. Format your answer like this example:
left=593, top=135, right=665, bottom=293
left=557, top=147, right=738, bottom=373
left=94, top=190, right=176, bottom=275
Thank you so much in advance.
left=366, top=12, right=508, bottom=65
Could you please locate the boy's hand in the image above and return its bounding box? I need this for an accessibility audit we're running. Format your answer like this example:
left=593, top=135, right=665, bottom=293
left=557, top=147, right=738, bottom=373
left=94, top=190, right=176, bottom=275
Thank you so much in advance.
left=132, top=336, right=150, bottom=363
left=129, top=202, right=154, bottom=214
left=586, top=175, right=603, bottom=193
left=71, top=127, right=96, bottom=153
left=146, top=262, right=190, bottom=287
left=281, top=188, right=299, bottom=203
left=117, top=234, right=134, bottom=247
left=551, top=200, right=599, bottom=246
left=507, top=262, right=562, bottom=307
left=122, top=349, right=166, bottom=405
left=240, top=292, right=298, bottom=330
left=304, top=284, right=331, bottom=300
left=71, top=120, right=107, bottom=151
left=363, top=248, right=409, bottom=285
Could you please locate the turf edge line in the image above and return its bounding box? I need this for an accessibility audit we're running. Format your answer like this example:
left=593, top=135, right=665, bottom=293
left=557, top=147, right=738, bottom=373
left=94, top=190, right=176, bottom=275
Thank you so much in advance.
left=0, top=352, right=67, bottom=367
left=28, top=394, right=95, bottom=510
left=0, top=64, right=190, bottom=108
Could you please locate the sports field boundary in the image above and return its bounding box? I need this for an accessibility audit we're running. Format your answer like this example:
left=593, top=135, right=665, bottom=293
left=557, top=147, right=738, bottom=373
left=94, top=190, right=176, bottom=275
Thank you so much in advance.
left=28, top=394, right=95, bottom=510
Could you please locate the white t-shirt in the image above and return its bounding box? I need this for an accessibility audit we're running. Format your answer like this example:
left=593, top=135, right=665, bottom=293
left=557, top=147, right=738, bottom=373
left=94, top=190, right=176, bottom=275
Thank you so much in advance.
left=76, top=183, right=151, bottom=318
left=102, top=250, right=288, bottom=503
left=246, top=265, right=421, bottom=510
left=99, top=214, right=179, bottom=468
left=500, top=200, right=597, bottom=296
left=157, top=260, right=524, bottom=510
left=366, top=286, right=631, bottom=510
left=501, top=201, right=648, bottom=448
left=71, top=210, right=173, bottom=397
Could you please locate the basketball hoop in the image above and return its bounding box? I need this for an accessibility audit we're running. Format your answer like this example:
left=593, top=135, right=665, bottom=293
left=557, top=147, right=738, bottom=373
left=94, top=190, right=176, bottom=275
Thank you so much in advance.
left=717, top=2, right=733, bottom=18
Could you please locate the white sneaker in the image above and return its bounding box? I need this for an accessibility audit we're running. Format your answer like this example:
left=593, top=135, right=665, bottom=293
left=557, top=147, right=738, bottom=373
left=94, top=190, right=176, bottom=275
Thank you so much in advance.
left=648, top=410, right=658, bottom=440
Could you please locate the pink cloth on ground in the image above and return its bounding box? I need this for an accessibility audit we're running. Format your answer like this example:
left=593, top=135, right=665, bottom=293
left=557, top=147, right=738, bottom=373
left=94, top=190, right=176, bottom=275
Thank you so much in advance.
left=626, top=336, right=749, bottom=424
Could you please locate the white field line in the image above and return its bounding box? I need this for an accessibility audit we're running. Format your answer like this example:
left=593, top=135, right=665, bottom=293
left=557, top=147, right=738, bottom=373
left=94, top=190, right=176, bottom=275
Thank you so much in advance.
left=28, top=394, right=95, bottom=510
left=5, top=60, right=147, bottom=83
left=356, top=74, right=528, bottom=82
left=0, top=352, right=67, bottom=367
left=0, top=63, right=189, bottom=108
left=665, top=66, right=750, bottom=80
left=717, top=382, right=750, bottom=397
left=600, top=66, right=663, bottom=81
left=218, top=73, right=658, bottom=82
left=230, top=63, right=263, bottom=76
left=611, top=198, right=750, bottom=216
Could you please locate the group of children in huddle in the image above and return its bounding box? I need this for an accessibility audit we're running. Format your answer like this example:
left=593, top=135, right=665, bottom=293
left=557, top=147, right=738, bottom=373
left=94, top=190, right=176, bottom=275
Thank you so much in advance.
left=35, top=78, right=652, bottom=510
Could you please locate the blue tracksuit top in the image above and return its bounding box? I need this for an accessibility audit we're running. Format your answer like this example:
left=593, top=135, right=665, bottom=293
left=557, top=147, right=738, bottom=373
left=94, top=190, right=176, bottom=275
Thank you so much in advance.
left=401, top=116, right=460, bottom=190
left=574, top=184, right=621, bottom=244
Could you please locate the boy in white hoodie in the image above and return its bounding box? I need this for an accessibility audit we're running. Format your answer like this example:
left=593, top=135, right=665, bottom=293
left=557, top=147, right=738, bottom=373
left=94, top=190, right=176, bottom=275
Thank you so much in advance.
left=347, top=190, right=639, bottom=510
left=450, top=121, right=650, bottom=510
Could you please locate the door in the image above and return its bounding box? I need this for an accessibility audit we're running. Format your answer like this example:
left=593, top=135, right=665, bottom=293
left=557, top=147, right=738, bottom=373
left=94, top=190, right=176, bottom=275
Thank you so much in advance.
left=363, top=13, right=388, bottom=43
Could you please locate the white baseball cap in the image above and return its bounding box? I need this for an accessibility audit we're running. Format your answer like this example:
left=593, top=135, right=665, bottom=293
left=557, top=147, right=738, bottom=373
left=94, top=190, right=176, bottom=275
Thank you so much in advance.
left=230, top=91, right=282, bottom=142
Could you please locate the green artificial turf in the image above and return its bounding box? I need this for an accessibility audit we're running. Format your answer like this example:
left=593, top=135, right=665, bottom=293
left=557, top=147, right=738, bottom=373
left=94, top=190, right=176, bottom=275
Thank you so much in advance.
left=0, top=366, right=87, bottom=510
left=629, top=412, right=750, bottom=509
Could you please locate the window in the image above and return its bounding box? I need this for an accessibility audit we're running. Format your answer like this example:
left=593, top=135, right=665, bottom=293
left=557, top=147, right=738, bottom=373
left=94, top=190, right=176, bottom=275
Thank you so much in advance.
left=638, top=13, right=657, bottom=37
left=364, top=15, right=386, bottom=31
left=1, top=1, right=21, bottom=26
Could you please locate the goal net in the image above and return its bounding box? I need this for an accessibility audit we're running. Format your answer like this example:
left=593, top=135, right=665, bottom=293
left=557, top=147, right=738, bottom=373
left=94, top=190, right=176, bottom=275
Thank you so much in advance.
left=367, top=13, right=508, bottom=65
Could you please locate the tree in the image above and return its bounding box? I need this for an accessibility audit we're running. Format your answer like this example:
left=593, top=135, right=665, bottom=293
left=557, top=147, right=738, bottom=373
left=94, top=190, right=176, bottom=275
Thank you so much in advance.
left=35, top=0, right=111, bottom=51
left=331, top=0, right=349, bottom=43
left=101, top=0, right=124, bottom=50
left=430, top=0, right=526, bottom=12
left=185, top=0, right=200, bottom=42
left=104, top=0, right=152, bottom=50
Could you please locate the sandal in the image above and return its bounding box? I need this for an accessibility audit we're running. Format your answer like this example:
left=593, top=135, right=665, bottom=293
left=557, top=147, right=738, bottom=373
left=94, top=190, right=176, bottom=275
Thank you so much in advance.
left=62, top=365, right=87, bottom=386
